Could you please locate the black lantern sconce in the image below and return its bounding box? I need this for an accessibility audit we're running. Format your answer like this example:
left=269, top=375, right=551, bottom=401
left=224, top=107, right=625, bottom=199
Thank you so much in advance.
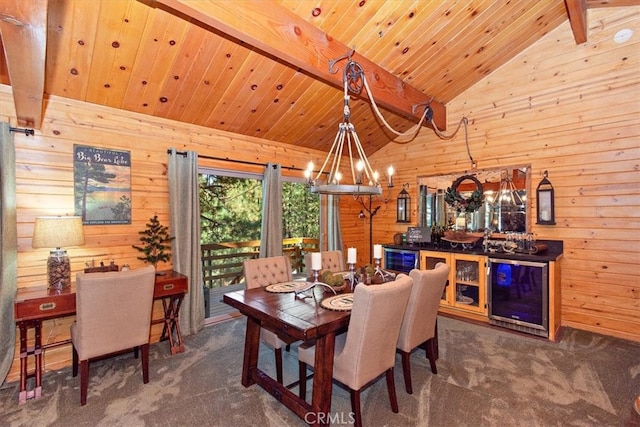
left=397, top=184, right=411, bottom=223
left=536, top=171, right=555, bottom=225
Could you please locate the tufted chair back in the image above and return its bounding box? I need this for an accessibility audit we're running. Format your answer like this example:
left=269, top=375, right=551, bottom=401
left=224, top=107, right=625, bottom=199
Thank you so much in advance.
left=242, top=255, right=293, bottom=384
left=303, top=250, right=346, bottom=273
left=243, top=256, right=293, bottom=289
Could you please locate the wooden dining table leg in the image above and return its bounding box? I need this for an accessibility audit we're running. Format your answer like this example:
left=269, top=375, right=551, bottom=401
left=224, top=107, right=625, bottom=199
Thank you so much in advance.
left=310, top=331, right=336, bottom=425
left=242, top=316, right=261, bottom=387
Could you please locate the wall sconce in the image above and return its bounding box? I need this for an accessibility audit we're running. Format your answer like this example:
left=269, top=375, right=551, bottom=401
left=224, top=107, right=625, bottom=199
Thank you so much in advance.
left=536, top=171, right=555, bottom=225
left=397, top=184, right=411, bottom=223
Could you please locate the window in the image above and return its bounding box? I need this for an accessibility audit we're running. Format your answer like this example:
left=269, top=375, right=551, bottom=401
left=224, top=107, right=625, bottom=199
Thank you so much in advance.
left=199, top=169, right=319, bottom=244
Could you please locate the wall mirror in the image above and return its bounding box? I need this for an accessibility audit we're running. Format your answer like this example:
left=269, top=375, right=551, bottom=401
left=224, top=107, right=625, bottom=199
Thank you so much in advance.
left=417, top=165, right=531, bottom=233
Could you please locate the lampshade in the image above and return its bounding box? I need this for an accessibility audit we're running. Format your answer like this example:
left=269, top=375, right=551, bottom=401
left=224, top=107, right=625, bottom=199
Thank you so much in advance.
left=33, top=216, right=85, bottom=249
left=33, top=216, right=85, bottom=290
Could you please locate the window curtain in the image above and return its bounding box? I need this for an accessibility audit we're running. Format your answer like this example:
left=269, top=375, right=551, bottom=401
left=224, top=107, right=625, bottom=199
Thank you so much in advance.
left=259, top=163, right=282, bottom=258
left=0, top=123, right=17, bottom=384
left=167, top=149, right=205, bottom=335
left=326, top=194, right=343, bottom=251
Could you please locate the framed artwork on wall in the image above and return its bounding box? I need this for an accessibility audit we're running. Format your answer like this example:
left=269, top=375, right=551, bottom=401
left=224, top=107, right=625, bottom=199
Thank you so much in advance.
left=73, top=145, right=131, bottom=225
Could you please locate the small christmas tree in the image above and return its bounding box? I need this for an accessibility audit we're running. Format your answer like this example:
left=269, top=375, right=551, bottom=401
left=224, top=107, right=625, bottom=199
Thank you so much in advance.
left=132, top=214, right=175, bottom=268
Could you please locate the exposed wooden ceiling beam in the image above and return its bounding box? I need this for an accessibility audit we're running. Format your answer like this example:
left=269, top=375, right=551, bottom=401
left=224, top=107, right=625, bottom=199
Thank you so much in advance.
left=565, top=0, right=588, bottom=45
left=0, top=0, right=47, bottom=128
left=150, top=0, right=447, bottom=131
left=585, top=0, right=640, bottom=7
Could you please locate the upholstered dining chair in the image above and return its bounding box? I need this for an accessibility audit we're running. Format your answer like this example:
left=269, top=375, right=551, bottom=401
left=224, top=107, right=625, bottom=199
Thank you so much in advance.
left=298, top=274, right=413, bottom=427
left=303, top=250, right=346, bottom=273
left=71, top=265, right=156, bottom=406
left=396, top=262, right=450, bottom=394
left=243, top=256, right=293, bottom=384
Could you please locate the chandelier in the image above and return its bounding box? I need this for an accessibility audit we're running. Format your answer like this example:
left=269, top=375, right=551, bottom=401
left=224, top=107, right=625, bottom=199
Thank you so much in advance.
left=493, top=169, right=525, bottom=207
left=304, top=53, right=469, bottom=197
left=304, top=58, right=405, bottom=196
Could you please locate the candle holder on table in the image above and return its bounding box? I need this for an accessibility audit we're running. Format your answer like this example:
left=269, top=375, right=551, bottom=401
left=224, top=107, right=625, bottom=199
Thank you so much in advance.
left=348, top=262, right=356, bottom=291
left=373, top=258, right=395, bottom=282
left=295, top=268, right=337, bottom=302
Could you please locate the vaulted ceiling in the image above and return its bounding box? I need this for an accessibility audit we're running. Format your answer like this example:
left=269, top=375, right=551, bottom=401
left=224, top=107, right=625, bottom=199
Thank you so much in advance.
left=0, top=0, right=635, bottom=155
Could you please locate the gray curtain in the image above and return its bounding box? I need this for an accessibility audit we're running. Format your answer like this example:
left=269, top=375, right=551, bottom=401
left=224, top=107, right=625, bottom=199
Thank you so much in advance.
left=259, top=163, right=282, bottom=258
left=167, top=149, right=205, bottom=336
left=1, top=123, right=17, bottom=384
left=327, top=195, right=343, bottom=251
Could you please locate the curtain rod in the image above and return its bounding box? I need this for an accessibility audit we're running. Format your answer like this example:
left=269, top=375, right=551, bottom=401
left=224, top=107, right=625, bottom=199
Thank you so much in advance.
left=167, top=149, right=304, bottom=172
left=10, top=127, right=34, bottom=136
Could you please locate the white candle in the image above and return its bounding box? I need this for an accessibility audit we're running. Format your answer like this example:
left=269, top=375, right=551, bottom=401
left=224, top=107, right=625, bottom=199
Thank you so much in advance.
left=373, top=244, right=382, bottom=259
left=541, top=208, right=551, bottom=221
left=311, top=252, right=322, bottom=271
left=347, top=248, right=357, bottom=264
left=356, top=160, right=364, bottom=185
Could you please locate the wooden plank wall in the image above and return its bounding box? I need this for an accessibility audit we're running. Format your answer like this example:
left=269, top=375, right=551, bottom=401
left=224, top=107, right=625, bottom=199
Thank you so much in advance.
left=0, top=85, right=324, bottom=383
left=343, top=8, right=640, bottom=342
left=1, top=6, right=638, bottom=385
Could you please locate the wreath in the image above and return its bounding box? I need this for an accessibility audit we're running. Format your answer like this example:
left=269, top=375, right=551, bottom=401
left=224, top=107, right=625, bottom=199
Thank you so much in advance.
left=444, top=175, right=484, bottom=213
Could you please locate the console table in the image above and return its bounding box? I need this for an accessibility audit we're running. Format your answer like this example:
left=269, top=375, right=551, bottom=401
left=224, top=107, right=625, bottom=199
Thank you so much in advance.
left=14, top=270, right=188, bottom=404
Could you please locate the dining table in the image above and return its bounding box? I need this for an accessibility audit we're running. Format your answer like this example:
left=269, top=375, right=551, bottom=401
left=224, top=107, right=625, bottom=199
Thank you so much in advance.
left=223, top=282, right=354, bottom=425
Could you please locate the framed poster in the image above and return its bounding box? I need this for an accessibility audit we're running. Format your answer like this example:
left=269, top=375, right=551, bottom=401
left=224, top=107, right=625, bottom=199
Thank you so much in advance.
left=74, top=145, right=131, bottom=225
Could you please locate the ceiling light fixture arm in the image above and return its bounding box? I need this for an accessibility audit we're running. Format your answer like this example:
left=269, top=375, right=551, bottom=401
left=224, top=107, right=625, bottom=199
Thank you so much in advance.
left=329, top=52, right=428, bottom=142
left=328, top=49, right=356, bottom=75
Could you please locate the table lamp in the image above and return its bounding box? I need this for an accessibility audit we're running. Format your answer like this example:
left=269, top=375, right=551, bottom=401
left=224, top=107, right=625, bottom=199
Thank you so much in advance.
left=32, top=216, right=85, bottom=290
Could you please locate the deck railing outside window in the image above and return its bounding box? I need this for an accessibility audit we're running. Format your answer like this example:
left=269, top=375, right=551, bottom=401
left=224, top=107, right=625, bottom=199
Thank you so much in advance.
left=201, top=237, right=319, bottom=289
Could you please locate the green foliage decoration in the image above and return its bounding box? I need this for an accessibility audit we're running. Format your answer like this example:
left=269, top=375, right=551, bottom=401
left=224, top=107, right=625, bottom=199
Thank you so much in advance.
left=132, top=215, right=175, bottom=268
left=444, top=175, right=484, bottom=213
left=320, top=270, right=346, bottom=288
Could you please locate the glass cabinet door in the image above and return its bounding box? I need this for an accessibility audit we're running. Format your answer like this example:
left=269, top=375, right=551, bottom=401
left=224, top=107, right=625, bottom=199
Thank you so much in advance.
left=452, top=254, right=486, bottom=314
left=421, top=251, right=452, bottom=304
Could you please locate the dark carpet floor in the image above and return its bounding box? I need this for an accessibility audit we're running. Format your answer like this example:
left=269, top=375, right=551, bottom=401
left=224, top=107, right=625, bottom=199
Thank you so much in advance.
left=1, top=315, right=639, bottom=426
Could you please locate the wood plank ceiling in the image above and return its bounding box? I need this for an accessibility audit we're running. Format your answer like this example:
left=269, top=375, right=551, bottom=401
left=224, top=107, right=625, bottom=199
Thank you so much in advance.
left=0, top=0, right=635, bottom=155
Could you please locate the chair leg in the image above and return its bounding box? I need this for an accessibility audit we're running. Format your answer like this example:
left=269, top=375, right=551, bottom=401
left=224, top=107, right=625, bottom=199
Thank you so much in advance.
left=386, top=368, right=399, bottom=414
left=350, top=389, right=362, bottom=427
left=274, top=348, right=283, bottom=384
left=134, top=345, right=139, bottom=359
left=79, top=359, right=89, bottom=406
left=72, top=345, right=78, bottom=377
left=141, top=343, right=150, bottom=384
left=400, top=350, right=413, bottom=394
left=298, top=361, right=307, bottom=399
left=425, top=338, right=438, bottom=374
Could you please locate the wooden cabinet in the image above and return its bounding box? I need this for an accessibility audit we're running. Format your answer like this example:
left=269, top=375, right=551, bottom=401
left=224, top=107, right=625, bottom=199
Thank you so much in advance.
left=420, top=247, right=564, bottom=340
left=421, top=250, right=487, bottom=318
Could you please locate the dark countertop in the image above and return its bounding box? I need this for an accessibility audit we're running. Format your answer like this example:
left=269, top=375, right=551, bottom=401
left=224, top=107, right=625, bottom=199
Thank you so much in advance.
left=384, top=239, right=563, bottom=262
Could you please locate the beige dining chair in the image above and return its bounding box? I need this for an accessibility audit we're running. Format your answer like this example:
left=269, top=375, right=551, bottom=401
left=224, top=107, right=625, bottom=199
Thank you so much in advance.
left=298, top=274, right=413, bottom=427
left=303, top=250, right=346, bottom=273
left=71, top=265, right=156, bottom=406
left=243, top=256, right=293, bottom=384
left=396, top=262, right=450, bottom=394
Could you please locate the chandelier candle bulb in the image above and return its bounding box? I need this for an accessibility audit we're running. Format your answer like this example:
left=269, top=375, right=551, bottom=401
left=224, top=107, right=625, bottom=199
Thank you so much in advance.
left=347, top=248, right=357, bottom=264
left=387, top=166, right=394, bottom=187
left=373, top=244, right=383, bottom=259
left=311, top=252, right=322, bottom=271
left=356, top=160, right=364, bottom=185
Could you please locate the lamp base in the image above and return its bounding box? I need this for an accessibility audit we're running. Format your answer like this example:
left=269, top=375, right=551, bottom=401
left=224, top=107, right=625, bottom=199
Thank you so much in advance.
left=47, top=249, right=71, bottom=291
